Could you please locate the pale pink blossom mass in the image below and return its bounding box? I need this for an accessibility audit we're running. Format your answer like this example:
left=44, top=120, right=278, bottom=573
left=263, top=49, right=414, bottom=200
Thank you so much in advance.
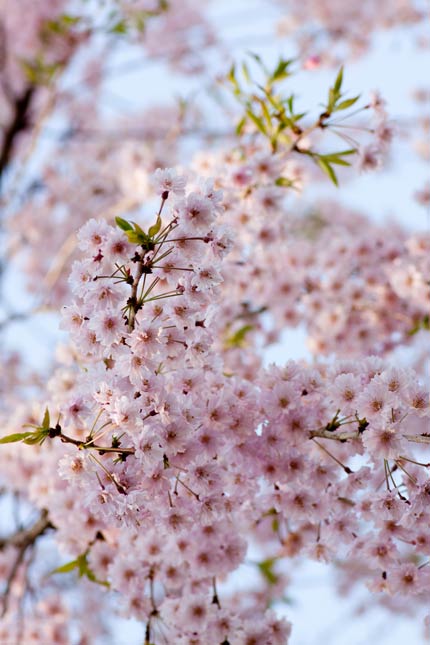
left=0, top=1, right=429, bottom=644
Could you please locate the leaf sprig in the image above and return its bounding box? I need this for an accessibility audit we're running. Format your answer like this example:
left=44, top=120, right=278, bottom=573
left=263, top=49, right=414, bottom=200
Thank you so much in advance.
left=227, top=56, right=364, bottom=185
left=324, top=66, right=360, bottom=117
left=0, top=408, right=54, bottom=446
left=52, top=550, right=110, bottom=588
left=0, top=409, right=135, bottom=463
left=115, top=216, right=160, bottom=249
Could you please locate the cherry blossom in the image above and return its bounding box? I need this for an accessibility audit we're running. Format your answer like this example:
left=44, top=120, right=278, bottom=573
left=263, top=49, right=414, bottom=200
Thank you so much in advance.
left=1, top=2, right=430, bottom=643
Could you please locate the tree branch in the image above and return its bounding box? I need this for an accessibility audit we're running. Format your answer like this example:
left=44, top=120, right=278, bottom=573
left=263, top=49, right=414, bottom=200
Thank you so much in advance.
left=0, top=508, right=53, bottom=551
left=309, top=429, right=360, bottom=442
left=0, top=509, right=53, bottom=617
left=0, top=86, right=35, bottom=184
left=309, top=429, right=430, bottom=446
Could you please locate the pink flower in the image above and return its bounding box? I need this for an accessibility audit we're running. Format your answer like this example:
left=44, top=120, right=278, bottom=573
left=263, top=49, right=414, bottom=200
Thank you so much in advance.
left=88, top=308, right=124, bottom=345
left=175, top=192, right=215, bottom=232
left=152, top=167, right=186, bottom=196
left=404, top=383, right=429, bottom=417
left=362, top=424, right=405, bottom=459
left=358, top=144, right=383, bottom=171
left=331, top=373, right=362, bottom=413
left=356, top=381, right=395, bottom=419
left=388, top=563, right=425, bottom=596
left=77, top=218, right=111, bottom=252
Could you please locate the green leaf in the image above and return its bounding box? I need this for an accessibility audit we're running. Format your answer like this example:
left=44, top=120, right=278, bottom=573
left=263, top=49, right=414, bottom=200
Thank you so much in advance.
left=248, top=51, right=262, bottom=63
left=262, top=88, right=283, bottom=111
left=292, top=111, right=307, bottom=122
left=257, top=98, right=271, bottom=128
left=334, top=66, right=344, bottom=94
left=326, top=158, right=351, bottom=167
left=52, top=558, right=79, bottom=574
left=245, top=109, right=267, bottom=136
left=60, top=14, right=82, bottom=27
left=324, top=148, right=356, bottom=157
left=227, top=64, right=241, bottom=95
left=0, top=432, right=33, bottom=444
left=236, top=116, right=246, bottom=136
left=110, top=19, right=128, bottom=34
left=20, top=58, right=61, bottom=86
left=334, top=95, right=360, bottom=111
left=327, top=87, right=336, bottom=112
left=131, top=221, right=146, bottom=237
left=317, top=158, right=338, bottom=186
left=227, top=63, right=236, bottom=84
left=42, top=407, right=50, bottom=431
left=320, top=149, right=356, bottom=167
left=408, top=323, right=420, bottom=336
left=148, top=214, right=162, bottom=238
left=125, top=231, right=144, bottom=244
left=44, top=13, right=81, bottom=35
left=275, top=176, right=294, bottom=187
left=77, top=553, right=88, bottom=577
left=257, top=557, right=279, bottom=585
left=247, top=51, right=269, bottom=75
left=52, top=552, right=110, bottom=587
left=241, top=61, right=251, bottom=83
left=115, top=216, right=133, bottom=232
left=272, top=516, right=279, bottom=532
left=225, top=324, right=253, bottom=348
left=271, top=58, right=293, bottom=82
left=77, top=553, right=110, bottom=587
left=124, top=221, right=152, bottom=246
left=326, top=67, right=345, bottom=113
left=23, top=429, right=50, bottom=446
left=408, top=314, right=430, bottom=335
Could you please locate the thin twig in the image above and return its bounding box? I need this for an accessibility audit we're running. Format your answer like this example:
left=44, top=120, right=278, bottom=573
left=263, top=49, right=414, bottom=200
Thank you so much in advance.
left=0, top=510, right=53, bottom=617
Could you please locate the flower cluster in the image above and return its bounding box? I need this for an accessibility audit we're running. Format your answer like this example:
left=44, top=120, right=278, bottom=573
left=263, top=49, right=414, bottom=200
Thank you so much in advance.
left=189, top=145, right=429, bottom=364
left=1, top=169, right=428, bottom=643
left=1, top=1, right=430, bottom=641
left=25, top=170, right=290, bottom=642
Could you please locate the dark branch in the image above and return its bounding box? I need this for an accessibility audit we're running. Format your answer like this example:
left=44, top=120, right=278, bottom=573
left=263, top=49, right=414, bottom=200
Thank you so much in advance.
left=0, top=508, right=53, bottom=551
left=0, top=509, right=53, bottom=617
left=0, top=86, right=35, bottom=184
